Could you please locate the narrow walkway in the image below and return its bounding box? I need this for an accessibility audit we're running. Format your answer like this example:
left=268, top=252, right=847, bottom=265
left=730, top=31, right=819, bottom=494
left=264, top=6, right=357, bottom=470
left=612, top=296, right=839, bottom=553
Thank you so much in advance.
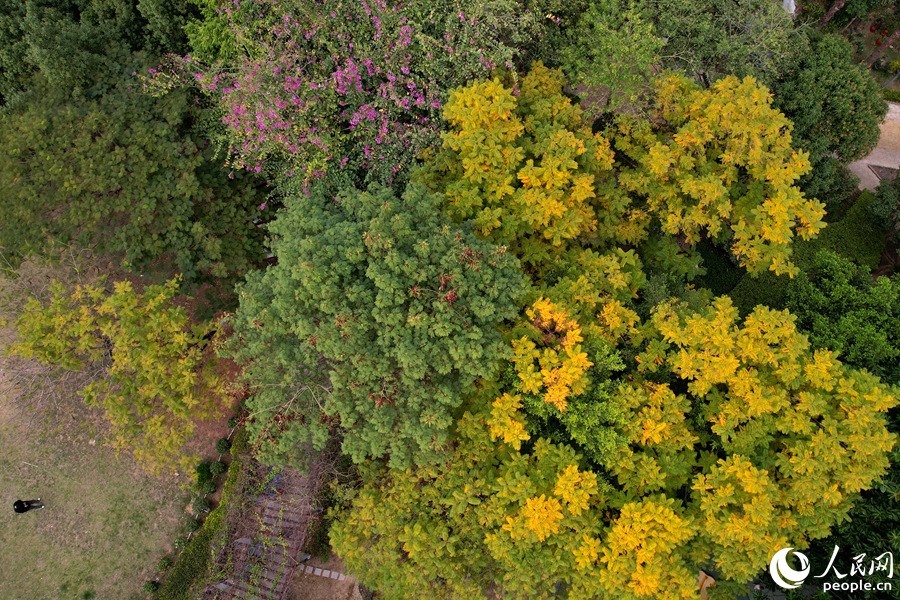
left=202, top=463, right=324, bottom=600
left=848, top=102, right=900, bottom=190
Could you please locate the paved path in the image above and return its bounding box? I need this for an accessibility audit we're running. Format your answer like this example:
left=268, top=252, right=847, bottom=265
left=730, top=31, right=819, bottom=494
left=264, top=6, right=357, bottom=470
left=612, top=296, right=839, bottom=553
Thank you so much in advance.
left=848, top=102, right=900, bottom=190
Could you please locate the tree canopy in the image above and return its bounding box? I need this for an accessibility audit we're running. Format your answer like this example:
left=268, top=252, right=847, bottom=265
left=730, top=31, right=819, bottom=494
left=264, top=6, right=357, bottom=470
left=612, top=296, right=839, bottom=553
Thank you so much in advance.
left=228, top=183, right=524, bottom=468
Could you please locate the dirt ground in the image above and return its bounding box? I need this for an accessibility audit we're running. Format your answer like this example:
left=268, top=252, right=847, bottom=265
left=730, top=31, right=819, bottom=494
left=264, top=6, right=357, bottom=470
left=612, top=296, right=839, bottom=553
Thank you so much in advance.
left=287, top=554, right=357, bottom=600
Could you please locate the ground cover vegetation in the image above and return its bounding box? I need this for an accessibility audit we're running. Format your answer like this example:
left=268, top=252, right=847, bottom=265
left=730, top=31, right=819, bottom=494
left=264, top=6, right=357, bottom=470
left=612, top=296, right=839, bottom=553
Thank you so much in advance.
left=2, top=0, right=900, bottom=599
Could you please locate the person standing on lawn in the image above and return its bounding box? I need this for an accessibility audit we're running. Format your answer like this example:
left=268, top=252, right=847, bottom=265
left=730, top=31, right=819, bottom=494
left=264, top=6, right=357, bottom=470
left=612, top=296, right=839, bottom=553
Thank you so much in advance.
left=13, top=498, right=44, bottom=513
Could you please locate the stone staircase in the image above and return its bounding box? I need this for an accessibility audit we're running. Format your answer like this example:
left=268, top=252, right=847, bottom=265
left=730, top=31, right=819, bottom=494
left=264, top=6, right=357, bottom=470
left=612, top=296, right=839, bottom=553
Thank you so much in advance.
left=202, top=465, right=321, bottom=600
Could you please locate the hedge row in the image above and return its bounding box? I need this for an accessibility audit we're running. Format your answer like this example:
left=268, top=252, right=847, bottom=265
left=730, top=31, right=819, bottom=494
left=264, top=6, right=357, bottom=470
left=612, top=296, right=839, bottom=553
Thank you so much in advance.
left=157, top=430, right=249, bottom=600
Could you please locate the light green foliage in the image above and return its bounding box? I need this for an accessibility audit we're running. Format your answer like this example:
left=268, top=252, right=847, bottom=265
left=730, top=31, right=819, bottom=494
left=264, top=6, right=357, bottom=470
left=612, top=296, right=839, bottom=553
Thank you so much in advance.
left=331, top=401, right=612, bottom=600
left=786, top=250, right=900, bottom=385
left=647, top=0, right=807, bottom=86
left=7, top=277, right=226, bottom=474
left=556, top=0, right=664, bottom=110
left=228, top=183, right=524, bottom=468
left=0, top=81, right=266, bottom=279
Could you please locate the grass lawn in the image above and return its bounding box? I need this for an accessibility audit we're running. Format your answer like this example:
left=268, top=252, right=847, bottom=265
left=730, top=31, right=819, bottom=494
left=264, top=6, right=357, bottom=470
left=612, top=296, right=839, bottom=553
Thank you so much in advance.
left=0, top=392, right=191, bottom=600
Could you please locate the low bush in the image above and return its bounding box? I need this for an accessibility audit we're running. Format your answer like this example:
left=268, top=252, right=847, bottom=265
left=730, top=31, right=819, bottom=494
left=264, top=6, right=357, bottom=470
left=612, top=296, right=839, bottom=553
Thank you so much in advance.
left=185, top=518, right=201, bottom=533
left=884, top=89, right=900, bottom=102
left=215, top=438, right=231, bottom=454
left=727, top=269, right=792, bottom=318
left=199, top=480, right=217, bottom=496
left=226, top=416, right=239, bottom=429
left=192, top=496, right=210, bottom=515
left=195, top=462, right=212, bottom=485
left=143, top=580, right=160, bottom=594
left=210, top=461, right=227, bottom=476
left=157, top=556, right=173, bottom=571
left=793, top=190, right=886, bottom=270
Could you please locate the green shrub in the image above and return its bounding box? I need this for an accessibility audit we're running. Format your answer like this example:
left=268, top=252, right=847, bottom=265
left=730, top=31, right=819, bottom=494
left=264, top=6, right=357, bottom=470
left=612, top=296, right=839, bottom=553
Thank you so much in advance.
left=143, top=580, right=160, bottom=594
left=156, top=556, right=173, bottom=571
left=800, top=157, right=860, bottom=222
left=199, top=480, right=217, bottom=496
left=194, top=462, right=212, bottom=485
left=786, top=250, right=900, bottom=385
left=185, top=518, right=201, bottom=533
left=884, top=89, right=900, bottom=102
left=871, top=175, right=900, bottom=242
left=173, top=536, right=188, bottom=550
left=793, top=190, right=886, bottom=270
left=159, top=433, right=249, bottom=600
left=727, top=269, right=792, bottom=317
left=215, top=437, right=231, bottom=454
left=694, top=240, right=742, bottom=295
left=227, top=416, right=239, bottom=429
left=192, top=496, right=210, bottom=514
left=889, top=60, right=900, bottom=73
left=210, top=461, right=227, bottom=476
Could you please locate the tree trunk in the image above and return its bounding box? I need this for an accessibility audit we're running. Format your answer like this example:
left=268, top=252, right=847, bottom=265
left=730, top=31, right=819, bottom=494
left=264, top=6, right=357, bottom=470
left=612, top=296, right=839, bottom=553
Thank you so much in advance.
left=817, top=0, right=848, bottom=29
left=866, top=27, right=900, bottom=67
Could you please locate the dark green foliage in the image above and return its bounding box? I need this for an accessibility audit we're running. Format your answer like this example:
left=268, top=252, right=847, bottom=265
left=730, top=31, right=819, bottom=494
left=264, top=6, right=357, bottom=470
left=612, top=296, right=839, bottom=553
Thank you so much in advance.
left=191, top=496, right=210, bottom=514
left=156, top=556, right=173, bottom=571
left=172, top=536, right=187, bottom=550
left=194, top=462, right=211, bottom=484
left=199, top=480, right=217, bottom=496
left=799, top=157, right=861, bottom=219
left=136, top=0, right=197, bottom=54
left=773, top=33, right=886, bottom=165
left=209, top=461, right=226, bottom=476
left=226, top=416, right=238, bottom=429
left=727, top=269, right=792, bottom=318
left=185, top=518, right=200, bottom=533
left=646, top=0, right=806, bottom=85
left=0, top=0, right=199, bottom=100
left=694, top=241, right=743, bottom=296
left=872, top=174, right=900, bottom=242
left=142, top=580, right=160, bottom=594
left=884, top=89, right=900, bottom=102
left=228, top=183, right=525, bottom=468
left=786, top=250, right=900, bottom=385
left=214, top=438, right=230, bottom=454
left=0, top=81, right=267, bottom=279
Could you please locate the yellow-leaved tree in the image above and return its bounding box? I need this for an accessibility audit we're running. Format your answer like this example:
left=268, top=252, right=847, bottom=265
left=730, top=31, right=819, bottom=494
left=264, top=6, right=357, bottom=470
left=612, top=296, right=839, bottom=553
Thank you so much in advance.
left=7, top=277, right=227, bottom=474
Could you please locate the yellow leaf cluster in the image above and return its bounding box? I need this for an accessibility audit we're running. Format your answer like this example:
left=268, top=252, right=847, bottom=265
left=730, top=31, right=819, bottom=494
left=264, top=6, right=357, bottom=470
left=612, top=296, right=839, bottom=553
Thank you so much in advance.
left=513, top=298, right=592, bottom=411
left=503, top=494, right=563, bottom=542
left=553, top=464, right=598, bottom=516
left=488, top=393, right=531, bottom=451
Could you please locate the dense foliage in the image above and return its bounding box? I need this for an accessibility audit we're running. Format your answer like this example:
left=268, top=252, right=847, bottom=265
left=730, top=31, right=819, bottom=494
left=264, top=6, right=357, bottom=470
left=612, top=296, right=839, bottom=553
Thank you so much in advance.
left=228, top=183, right=524, bottom=468
left=3, top=3, right=899, bottom=599
left=0, top=82, right=266, bottom=278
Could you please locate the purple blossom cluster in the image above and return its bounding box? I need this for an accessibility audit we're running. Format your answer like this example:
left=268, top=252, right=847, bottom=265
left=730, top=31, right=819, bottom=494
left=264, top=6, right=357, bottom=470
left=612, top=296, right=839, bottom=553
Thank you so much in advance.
left=147, top=0, right=543, bottom=188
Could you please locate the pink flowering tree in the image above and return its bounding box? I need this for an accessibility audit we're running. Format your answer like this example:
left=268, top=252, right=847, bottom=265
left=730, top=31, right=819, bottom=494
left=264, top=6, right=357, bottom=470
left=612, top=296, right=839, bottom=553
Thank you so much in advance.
left=149, top=0, right=561, bottom=193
